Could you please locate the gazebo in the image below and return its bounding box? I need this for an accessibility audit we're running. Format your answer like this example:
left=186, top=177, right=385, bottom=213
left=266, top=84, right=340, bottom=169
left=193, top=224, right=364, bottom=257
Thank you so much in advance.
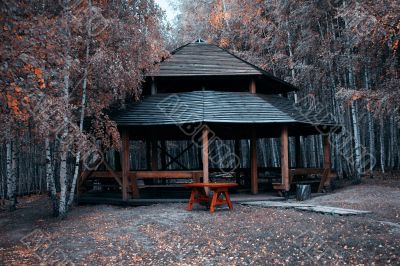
left=78, top=40, right=338, bottom=201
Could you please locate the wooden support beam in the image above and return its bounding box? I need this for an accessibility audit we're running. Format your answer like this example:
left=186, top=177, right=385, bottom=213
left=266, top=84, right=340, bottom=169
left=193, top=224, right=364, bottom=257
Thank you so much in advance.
left=249, top=78, right=256, bottom=94
left=121, top=129, right=129, bottom=200
left=319, top=134, right=332, bottom=192
left=77, top=168, right=93, bottom=198
left=281, top=126, right=290, bottom=191
left=135, top=170, right=203, bottom=179
left=78, top=169, right=94, bottom=188
left=323, top=135, right=331, bottom=177
left=77, top=154, right=102, bottom=188
left=202, top=125, right=209, bottom=187
left=121, top=129, right=139, bottom=200
left=198, top=139, right=203, bottom=169
left=164, top=142, right=194, bottom=169
left=89, top=170, right=203, bottom=180
left=157, top=143, right=189, bottom=170
left=250, top=129, right=258, bottom=194
left=103, top=160, right=122, bottom=186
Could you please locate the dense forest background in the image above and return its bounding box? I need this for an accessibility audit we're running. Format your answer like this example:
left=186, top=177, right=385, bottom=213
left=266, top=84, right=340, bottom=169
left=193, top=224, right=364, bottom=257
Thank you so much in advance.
left=0, top=0, right=399, bottom=216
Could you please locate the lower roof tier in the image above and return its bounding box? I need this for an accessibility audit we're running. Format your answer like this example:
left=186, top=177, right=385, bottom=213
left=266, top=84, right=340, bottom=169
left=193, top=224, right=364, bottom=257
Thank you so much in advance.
left=114, top=90, right=338, bottom=130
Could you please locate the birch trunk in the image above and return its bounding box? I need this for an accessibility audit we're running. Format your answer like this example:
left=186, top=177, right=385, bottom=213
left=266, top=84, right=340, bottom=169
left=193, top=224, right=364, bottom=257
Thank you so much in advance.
left=270, top=139, right=278, bottom=167
left=68, top=0, right=92, bottom=208
left=221, top=0, right=231, bottom=31
left=6, top=141, right=17, bottom=211
left=11, top=142, right=17, bottom=205
left=58, top=147, right=68, bottom=217
left=351, top=100, right=362, bottom=178
left=365, top=68, right=375, bottom=174
left=310, top=136, right=316, bottom=167
left=379, top=116, right=385, bottom=174
left=45, top=138, right=58, bottom=216
left=58, top=9, right=71, bottom=218
left=389, top=116, right=395, bottom=169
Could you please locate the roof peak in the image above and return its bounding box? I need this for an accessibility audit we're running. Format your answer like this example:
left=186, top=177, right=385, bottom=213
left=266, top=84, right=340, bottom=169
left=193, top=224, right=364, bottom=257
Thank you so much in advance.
left=193, top=38, right=206, bottom=43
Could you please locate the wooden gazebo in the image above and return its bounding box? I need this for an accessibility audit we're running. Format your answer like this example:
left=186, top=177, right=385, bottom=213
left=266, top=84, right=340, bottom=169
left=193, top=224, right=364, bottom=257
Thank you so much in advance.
left=79, top=41, right=338, bottom=201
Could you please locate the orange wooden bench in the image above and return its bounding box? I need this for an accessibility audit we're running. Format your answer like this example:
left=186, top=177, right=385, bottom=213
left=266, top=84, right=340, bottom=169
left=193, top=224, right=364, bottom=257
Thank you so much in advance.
left=183, top=183, right=238, bottom=213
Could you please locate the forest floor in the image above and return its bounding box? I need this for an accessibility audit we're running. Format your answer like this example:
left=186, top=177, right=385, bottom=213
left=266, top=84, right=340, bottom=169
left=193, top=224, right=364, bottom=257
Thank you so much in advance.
left=0, top=178, right=399, bottom=265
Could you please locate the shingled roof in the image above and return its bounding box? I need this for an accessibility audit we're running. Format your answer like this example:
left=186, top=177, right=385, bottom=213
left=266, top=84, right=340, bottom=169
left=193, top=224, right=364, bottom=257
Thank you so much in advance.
left=148, top=42, right=297, bottom=93
left=114, top=90, right=337, bottom=129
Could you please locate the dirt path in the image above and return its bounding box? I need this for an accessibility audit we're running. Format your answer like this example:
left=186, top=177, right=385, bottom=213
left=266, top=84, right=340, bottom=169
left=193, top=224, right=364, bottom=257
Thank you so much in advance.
left=0, top=180, right=399, bottom=265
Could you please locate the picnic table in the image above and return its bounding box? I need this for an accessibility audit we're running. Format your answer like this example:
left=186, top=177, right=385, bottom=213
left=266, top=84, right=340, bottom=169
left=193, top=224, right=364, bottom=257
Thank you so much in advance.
left=183, top=183, right=238, bottom=213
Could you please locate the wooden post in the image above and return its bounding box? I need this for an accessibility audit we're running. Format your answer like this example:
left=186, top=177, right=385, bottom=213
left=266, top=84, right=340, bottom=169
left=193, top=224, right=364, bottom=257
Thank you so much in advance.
left=249, top=79, right=256, bottom=94
left=202, top=125, right=209, bottom=186
left=250, top=129, right=258, bottom=194
left=323, top=135, right=331, bottom=174
left=121, top=129, right=130, bottom=201
left=319, top=134, right=332, bottom=192
left=281, top=126, right=289, bottom=191
left=198, top=139, right=203, bottom=170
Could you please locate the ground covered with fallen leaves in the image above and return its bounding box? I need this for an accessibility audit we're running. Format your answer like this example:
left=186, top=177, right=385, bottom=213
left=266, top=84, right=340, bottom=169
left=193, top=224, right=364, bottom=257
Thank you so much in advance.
left=1, top=178, right=399, bottom=265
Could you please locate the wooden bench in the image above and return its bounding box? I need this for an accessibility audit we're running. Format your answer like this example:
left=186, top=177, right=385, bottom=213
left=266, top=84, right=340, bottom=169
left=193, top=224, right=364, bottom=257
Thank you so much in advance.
left=88, top=170, right=203, bottom=180
left=80, top=170, right=204, bottom=197
left=132, top=170, right=203, bottom=181
left=183, top=183, right=238, bottom=213
left=132, top=170, right=204, bottom=189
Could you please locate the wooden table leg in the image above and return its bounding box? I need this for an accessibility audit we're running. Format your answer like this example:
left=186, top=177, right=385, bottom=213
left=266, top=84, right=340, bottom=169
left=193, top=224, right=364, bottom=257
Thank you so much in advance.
left=187, top=188, right=196, bottom=211
left=209, top=190, right=219, bottom=213
left=223, top=191, right=233, bottom=210
left=186, top=185, right=236, bottom=213
left=196, top=187, right=209, bottom=209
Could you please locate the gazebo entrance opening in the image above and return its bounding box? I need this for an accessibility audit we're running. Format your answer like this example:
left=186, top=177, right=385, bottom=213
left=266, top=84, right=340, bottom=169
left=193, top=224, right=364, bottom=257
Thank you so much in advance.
left=78, top=124, right=334, bottom=201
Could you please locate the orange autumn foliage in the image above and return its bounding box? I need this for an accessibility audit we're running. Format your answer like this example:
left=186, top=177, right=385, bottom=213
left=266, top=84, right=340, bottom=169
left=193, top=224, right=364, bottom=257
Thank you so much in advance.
left=15, top=86, right=22, bottom=93
left=34, top=68, right=43, bottom=77
left=219, top=37, right=229, bottom=48
left=6, top=94, right=20, bottom=114
left=351, top=92, right=363, bottom=101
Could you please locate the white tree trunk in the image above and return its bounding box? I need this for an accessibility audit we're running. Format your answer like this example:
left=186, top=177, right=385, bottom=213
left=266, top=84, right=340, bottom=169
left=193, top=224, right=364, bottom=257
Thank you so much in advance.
left=45, top=138, right=58, bottom=215
left=270, top=139, right=278, bottom=167
left=68, top=0, right=93, bottom=208
left=6, top=141, right=16, bottom=210
left=59, top=9, right=71, bottom=218
left=351, top=101, right=362, bottom=177
left=389, top=116, right=396, bottom=169
left=365, top=67, right=375, bottom=174
left=379, top=116, right=385, bottom=174
left=58, top=147, right=68, bottom=217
